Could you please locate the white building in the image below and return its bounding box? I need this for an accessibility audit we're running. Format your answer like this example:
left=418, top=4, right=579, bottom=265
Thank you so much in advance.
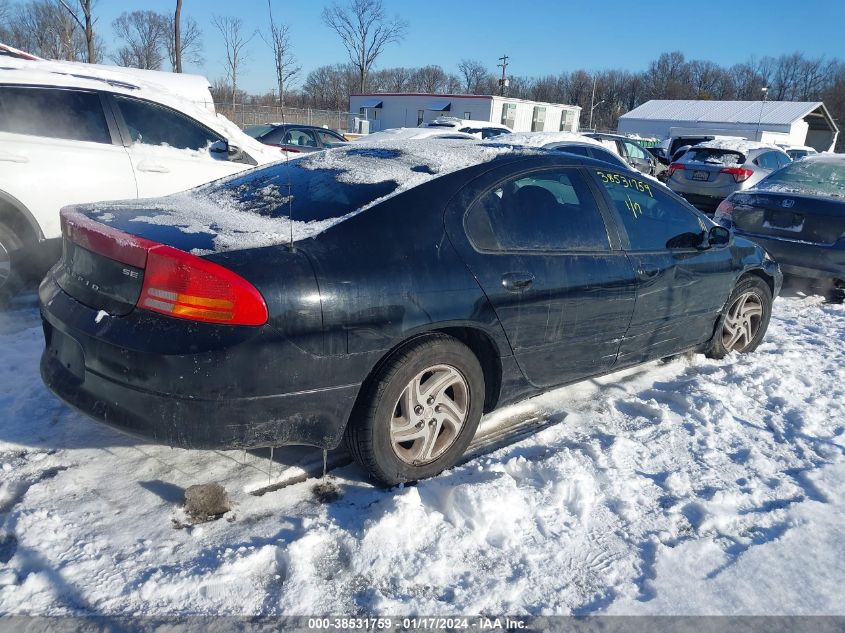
left=349, top=93, right=581, bottom=134
left=618, top=100, right=839, bottom=152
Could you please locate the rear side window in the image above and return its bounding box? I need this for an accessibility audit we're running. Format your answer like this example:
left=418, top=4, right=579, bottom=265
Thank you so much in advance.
left=0, top=86, right=110, bottom=144
left=755, top=151, right=781, bottom=170
left=283, top=128, right=318, bottom=148
left=465, top=169, right=610, bottom=252
left=593, top=169, right=705, bottom=251
left=624, top=141, right=648, bottom=160
left=114, top=95, right=221, bottom=150
left=315, top=129, right=345, bottom=148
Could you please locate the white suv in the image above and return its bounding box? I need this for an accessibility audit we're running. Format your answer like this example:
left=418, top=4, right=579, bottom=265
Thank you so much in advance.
left=0, top=54, right=279, bottom=302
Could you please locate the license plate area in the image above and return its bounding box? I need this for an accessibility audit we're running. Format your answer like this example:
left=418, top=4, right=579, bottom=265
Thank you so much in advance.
left=692, top=170, right=709, bottom=181
left=46, top=325, right=86, bottom=383
left=764, top=209, right=805, bottom=232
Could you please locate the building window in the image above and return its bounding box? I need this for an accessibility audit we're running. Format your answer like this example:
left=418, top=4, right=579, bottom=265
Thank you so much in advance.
left=500, top=103, right=516, bottom=128
left=463, top=111, right=471, bottom=120
left=560, top=109, right=576, bottom=131
left=417, top=109, right=424, bottom=126
left=531, top=106, right=546, bottom=132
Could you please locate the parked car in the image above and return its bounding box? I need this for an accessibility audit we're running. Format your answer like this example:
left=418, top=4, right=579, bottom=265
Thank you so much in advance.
left=244, top=123, right=348, bottom=154
left=653, top=135, right=729, bottom=166
left=583, top=132, right=657, bottom=176
left=358, top=127, right=477, bottom=142
left=490, top=132, right=631, bottom=170
left=40, top=140, right=780, bottom=485
left=0, top=55, right=279, bottom=303
left=667, top=140, right=792, bottom=213
left=425, top=116, right=512, bottom=139
left=715, top=153, right=845, bottom=301
left=778, top=145, right=818, bottom=161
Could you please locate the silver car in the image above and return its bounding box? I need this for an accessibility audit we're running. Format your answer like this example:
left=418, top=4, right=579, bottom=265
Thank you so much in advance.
left=667, top=141, right=791, bottom=213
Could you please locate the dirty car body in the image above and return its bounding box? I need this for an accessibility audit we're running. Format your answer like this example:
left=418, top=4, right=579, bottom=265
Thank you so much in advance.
left=39, top=141, right=781, bottom=451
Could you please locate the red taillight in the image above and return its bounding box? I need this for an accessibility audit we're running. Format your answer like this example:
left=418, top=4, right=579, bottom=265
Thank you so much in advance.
left=668, top=163, right=685, bottom=177
left=719, top=167, right=753, bottom=183
left=138, top=246, right=268, bottom=326
left=60, top=208, right=269, bottom=326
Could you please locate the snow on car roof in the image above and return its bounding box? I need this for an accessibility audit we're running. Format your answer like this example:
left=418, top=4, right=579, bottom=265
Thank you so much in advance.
left=299, top=137, right=534, bottom=188
left=693, top=138, right=783, bottom=154
left=88, top=138, right=538, bottom=254
left=489, top=131, right=603, bottom=148
left=0, top=57, right=279, bottom=165
left=360, top=128, right=476, bottom=141
left=428, top=116, right=511, bottom=130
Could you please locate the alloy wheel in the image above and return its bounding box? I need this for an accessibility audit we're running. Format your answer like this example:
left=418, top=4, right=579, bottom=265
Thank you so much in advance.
left=389, top=364, right=469, bottom=465
left=722, top=291, right=763, bottom=352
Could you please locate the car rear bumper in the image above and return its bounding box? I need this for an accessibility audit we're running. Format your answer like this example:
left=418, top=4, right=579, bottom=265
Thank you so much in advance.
left=39, top=277, right=358, bottom=450
left=676, top=192, right=723, bottom=213
left=736, top=232, right=845, bottom=281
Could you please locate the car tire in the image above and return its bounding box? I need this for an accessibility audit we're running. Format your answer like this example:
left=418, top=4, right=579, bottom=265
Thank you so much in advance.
left=345, top=334, right=485, bottom=486
left=706, top=275, right=772, bottom=359
left=0, top=221, right=23, bottom=307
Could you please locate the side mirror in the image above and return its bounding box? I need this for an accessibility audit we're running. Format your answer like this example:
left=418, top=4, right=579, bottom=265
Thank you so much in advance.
left=707, top=225, right=731, bottom=247
left=225, top=144, right=257, bottom=165
left=227, top=144, right=244, bottom=161
left=209, top=139, right=228, bottom=154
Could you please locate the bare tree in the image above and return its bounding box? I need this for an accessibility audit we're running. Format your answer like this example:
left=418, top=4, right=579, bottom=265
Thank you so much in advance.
left=6, top=0, right=94, bottom=61
left=212, top=15, right=255, bottom=107
left=263, top=0, right=301, bottom=107
left=57, top=0, right=95, bottom=63
left=457, top=59, right=489, bottom=94
left=321, top=0, right=407, bottom=93
left=112, top=10, right=168, bottom=69
left=166, top=13, right=202, bottom=71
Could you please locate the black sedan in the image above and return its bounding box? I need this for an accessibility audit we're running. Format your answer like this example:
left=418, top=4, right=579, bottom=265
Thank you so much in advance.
left=243, top=123, right=348, bottom=154
left=39, top=140, right=781, bottom=485
left=714, top=154, right=845, bottom=301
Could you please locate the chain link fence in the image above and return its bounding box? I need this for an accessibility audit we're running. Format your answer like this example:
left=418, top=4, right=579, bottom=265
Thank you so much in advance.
left=215, top=103, right=356, bottom=133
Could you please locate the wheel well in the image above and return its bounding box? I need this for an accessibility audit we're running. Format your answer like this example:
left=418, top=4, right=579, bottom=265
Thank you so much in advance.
left=355, top=327, right=503, bottom=424
left=0, top=195, right=40, bottom=247
left=742, top=268, right=774, bottom=296
left=435, top=327, right=502, bottom=413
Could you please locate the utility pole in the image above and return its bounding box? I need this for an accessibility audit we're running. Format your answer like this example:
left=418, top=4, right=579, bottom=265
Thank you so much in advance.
left=756, top=86, right=769, bottom=141
left=497, top=54, right=509, bottom=96
left=588, top=74, right=597, bottom=130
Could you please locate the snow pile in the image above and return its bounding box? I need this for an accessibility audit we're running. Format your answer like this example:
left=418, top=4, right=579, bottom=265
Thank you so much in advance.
left=694, top=139, right=782, bottom=154
left=490, top=131, right=603, bottom=149
left=360, top=128, right=476, bottom=141
left=1, top=294, right=845, bottom=615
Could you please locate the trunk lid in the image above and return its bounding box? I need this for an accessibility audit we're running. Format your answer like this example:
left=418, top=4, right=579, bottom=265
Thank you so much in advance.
left=731, top=190, right=845, bottom=245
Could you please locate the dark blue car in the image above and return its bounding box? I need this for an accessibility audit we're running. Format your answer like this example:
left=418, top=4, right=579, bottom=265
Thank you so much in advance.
left=715, top=154, right=845, bottom=301
left=39, top=140, right=781, bottom=485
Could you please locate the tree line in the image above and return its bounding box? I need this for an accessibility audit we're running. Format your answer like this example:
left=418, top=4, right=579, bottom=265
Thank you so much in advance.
left=1, top=0, right=842, bottom=149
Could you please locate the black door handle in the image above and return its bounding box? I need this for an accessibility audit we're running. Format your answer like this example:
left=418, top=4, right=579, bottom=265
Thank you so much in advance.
left=502, top=272, right=534, bottom=292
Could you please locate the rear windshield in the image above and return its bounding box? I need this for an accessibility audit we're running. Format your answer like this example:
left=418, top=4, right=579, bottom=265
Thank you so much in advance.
left=197, top=159, right=399, bottom=222
left=685, top=148, right=745, bottom=167
left=758, top=159, right=845, bottom=198
left=243, top=124, right=274, bottom=139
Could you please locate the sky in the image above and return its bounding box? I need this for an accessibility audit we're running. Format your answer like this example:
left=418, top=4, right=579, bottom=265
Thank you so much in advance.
left=88, top=0, right=845, bottom=94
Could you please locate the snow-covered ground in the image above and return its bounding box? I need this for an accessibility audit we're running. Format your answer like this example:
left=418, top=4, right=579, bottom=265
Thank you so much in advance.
left=1, top=292, right=844, bottom=616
